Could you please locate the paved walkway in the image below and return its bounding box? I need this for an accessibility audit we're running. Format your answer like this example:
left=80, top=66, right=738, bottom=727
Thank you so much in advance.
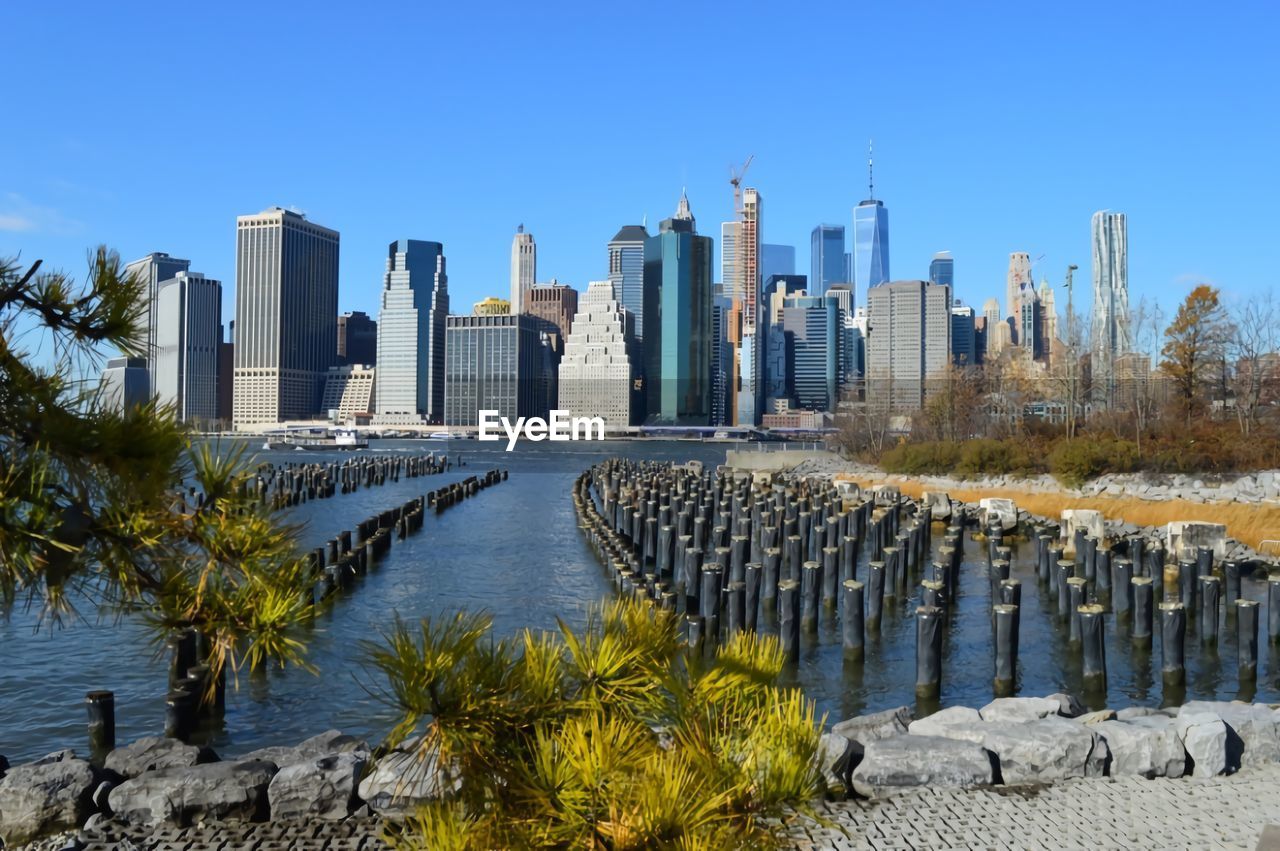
left=793, top=765, right=1280, bottom=850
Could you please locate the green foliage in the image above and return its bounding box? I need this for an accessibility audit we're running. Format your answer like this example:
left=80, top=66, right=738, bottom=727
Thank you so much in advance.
left=0, top=249, right=314, bottom=694
left=366, top=597, right=824, bottom=850
left=880, top=439, right=1043, bottom=479
left=1048, top=438, right=1141, bottom=487
left=879, top=441, right=962, bottom=475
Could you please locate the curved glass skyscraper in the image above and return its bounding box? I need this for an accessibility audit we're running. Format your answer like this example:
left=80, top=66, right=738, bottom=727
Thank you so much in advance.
left=853, top=198, right=889, bottom=295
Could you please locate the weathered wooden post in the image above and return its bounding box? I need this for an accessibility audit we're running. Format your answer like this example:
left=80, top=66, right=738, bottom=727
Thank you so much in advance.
left=842, top=580, right=865, bottom=661
left=915, top=605, right=944, bottom=701
left=86, top=690, right=115, bottom=757
left=866, top=561, right=885, bottom=631
left=1037, top=535, right=1053, bottom=584
left=800, top=561, right=821, bottom=632
left=1224, top=561, right=1242, bottom=620
left=726, top=581, right=746, bottom=635
left=1113, top=558, right=1134, bottom=618
left=1096, top=548, right=1112, bottom=597
left=1270, top=579, right=1280, bottom=644
left=1067, top=577, right=1087, bottom=644
left=685, top=615, right=705, bottom=656
left=1160, top=602, right=1186, bottom=686
left=1079, top=604, right=1107, bottom=694
left=778, top=580, right=801, bottom=663
left=1056, top=561, right=1073, bottom=618
left=821, top=546, right=839, bottom=610
left=1132, top=576, right=1154, bottom=647
left=744, top=563, right=761, bottom=632
left=1238, top=599, right=1260, bottom=680
left=700, top=565, right=722, bottom=641
left=1199, top=575, right=1221, bottom=645
left=1178, top=559, right=1197, bottom=614
left=993, top=604, right=1018, bottom=696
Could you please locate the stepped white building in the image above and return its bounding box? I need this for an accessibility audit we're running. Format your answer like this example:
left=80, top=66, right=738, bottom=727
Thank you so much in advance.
left=557, top=280, right=637, bottom=430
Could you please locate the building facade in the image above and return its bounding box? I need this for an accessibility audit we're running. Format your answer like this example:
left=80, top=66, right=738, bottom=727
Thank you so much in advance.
left=154, top=271, right=221, bottom=423
left=337, top=310, right=377, bottom=366
left=865, top=280, right=952, bottom=413
left=444, top=313, right=548, bottom=427
left=761, top=243, right=795, bottom=286
left=99, top=357, right=149, bottom=413
left=781, top=293, right=839, bottom=412
left=557, top=280, right=638, bottom=429
left=321, top=364, right=375, bottom=422
left=607, top=225, right=648, bottom=339
left=643, top=194, right=714, bottom=424
left=510, top=225, right=536, bottom=313
left=374, top=240, right=448, bottom=424
left=852, top=199, right=889, bottom=295
left=1006, top=252, right=1033, bottom=327
left=232, top=207, right=340, bottom=427
left=1091, top=210, right=1130, bottom=384
left=124, top=251, right=191, bottom=395
left=950, top=302, right=977, bottom=366
left=524, top=282, right=579, bottom=341
left=929, top=251, right=954, bottom=289
left=810, top=225, right=846, bottom=298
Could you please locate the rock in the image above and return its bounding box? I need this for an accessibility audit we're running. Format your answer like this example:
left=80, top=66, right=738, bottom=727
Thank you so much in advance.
left=1061, top=509, right=1106, bottom=547
left=104, top=737, right=216, bottom=779
left=1115, top=706, right=1166, bottom=721
left=870, top=484, right=900, bottom=506
left=267, top=751, right=365, bottom=821
left=978, top=498, right=1018, bottom=531
left=981, top=717, right=1108, bottom=785
left=907, top=706, right=989, bottom=744
left=1094, top=718, right=1187, bottom=778
left=0, top=755, right=97, bottom=847
left=241, top=730, right=368, bottom=769
left=1180, top=702, right=1280, bottom=770
left=831, top=705, right=912, bottom=747
left=921, top=491, right=951, bottom=520
left=834, top=480, right=861, bottom=501
left=357, top=745, right=454, bottom=817
left=815, top=733, right=857, bottom=797
left=1174, top=712, right=1229, bottom=777
left=92, top=780, right=114, bottom=815
left=851, top=735, right=996, bottom=799
left=979, top=697, right=1062, bottom=723
left=1075, top=709, right=1117, bottom=725
left=108, top=759, right=276, bottom=827
left=1044, top=693, right=1085, bottom=718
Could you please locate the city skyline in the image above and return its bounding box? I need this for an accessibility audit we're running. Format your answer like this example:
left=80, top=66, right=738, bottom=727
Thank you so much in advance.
left=3, top=3, right=1273, bottom=338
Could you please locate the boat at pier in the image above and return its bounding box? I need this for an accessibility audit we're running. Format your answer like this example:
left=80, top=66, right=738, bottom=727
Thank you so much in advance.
left=262, top=428, right=368, bottom=451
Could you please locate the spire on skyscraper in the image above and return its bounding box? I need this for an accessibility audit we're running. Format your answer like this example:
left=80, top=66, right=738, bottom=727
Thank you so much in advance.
left=868, top=139, right=874, bottom=201
left=675, top=188, right=693, bottom=222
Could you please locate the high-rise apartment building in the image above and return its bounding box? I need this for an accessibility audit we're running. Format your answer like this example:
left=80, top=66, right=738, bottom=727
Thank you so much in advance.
left=810, top=225, right=847, bottom=298
left=826, top=283, right=858, bottom=389
left=865, top=280, right=952, bottom=413
left=1006, top=252, right=1033, bottom=326
left=643, top=193, right=714, bottom=424
left=510, top=225, right=536, bottom=313
left=951, top=303, right=977, bottom=366
left=375, top=239, right=449, bottom=424
left=124, top=251, right=191, bottom=396
left=337, top=310, right=377, bottom=365
left=720, top=222, right=740, bottom=311
left=735, top=189, right=763, bottom=425
left=711, top=293, right=734, bottom=427
left=781, top=294, right=839, bottom=412
left=982, top=298, right=1005, bottom=359
left=558, top=280, right=638, bottom=429
left=607, top=225, right=648, bottom=339
left=1038, top=280, right=1058, bottom=361
left=154, top=271, right=221, bottom=423
left=232, top=207, right=339, bottom=427
left=444, top=313, right=548, bottom=427
left=1090, top=211, right=1130, bottom=381
left=929, top=252, right=954, bottom=289
left=1016, top=287, right=1043, bottom=361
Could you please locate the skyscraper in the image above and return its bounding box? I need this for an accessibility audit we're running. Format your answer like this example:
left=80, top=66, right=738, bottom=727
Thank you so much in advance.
left=810, top=225, right=846, bottom=298
left=643, top=193, right=714, bottom=424
left=852, top=147, right=889, bottom=296
left=607, top=225, right=648, bottom=339
left=1038, top=279, right=1058, bottom=361
left=950, top=303, right=977, bottom=366
left=781, top=294, right=839, bottom=412
left=154, top=271, right=221, bottom=423
left=982, top=298, right=1005, bottom=359
left=444, top=314, right=548, bottom=427
left=1090, top=211, right=1130, bottom=380
left=124, top=251, right=190, bottom=394
left=375, top=239, right=449, bottom=424
left=525, top=282, right=579, bottom=342
left=826, top=283, right=858, bottom=388
left=337, top=311, right=377, bottom=365
left=720, top=221, right=740, bottom=308
left=736, top=188, right=763, bottom=425
left=232, top=207, right=339, bottom=428
left=510, top=225, right=536, bottom=313
left=865, top=280, right=952, bottom=412
left=761, top=243, right=796, bottom=285
left=929, top=251, right=954, bottom=289
left=99, top=357, right=149, bottom=413
left=1006, top=252, right=1032, bottom=324
left=558, top=280, right=638, bottom=429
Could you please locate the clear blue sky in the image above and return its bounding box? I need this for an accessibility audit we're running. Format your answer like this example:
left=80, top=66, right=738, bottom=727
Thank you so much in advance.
left=3, top=1, right=1277, bottom=331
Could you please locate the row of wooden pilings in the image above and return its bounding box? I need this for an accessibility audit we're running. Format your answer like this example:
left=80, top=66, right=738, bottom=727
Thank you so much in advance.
left=236, top=453, right=449, bottom=511
left=573, top=458, right=1280, bottom=709
left=87, top=467, right=508, bottom=756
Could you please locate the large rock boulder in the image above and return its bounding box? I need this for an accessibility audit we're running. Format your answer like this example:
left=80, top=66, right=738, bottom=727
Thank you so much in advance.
left=104, top=737, right=217, bottom=779
left=108, top=759, right=277, bottom=827
left=1044, top=693, right=1085, bottom=718
left=1174, top=712, right=1229, bottom=777
left=815, top=733, right=857, bottom=797
left=357, top=745, right=454, bottom=817
left=242, top=730, right=368, bottom=769
left=831, top=705, right=912, bottom=748
left=851, top=735, right=995, bottom=799
left=1166, top=521, right=1227, bottom=561
left=267, top=751, right=366, bottom=821
left=979, top=697, right=1063, bottom=724
left=979, top=498, right=1018, bottom=532
left=1061, top=510, right=1105, bottom=548
left=1180, top=702, right=1279, bottom=770
left=921, top=491, right=951, bottom=521
left=1093, top=718, right=1187, bottom=778
left=0, top=753, right=98, bottom=846
left=980, top=717, right=1107, bottom=786
left=907, top=706, right=989, bottom=744
left=870, top=484, right=900, bottom=506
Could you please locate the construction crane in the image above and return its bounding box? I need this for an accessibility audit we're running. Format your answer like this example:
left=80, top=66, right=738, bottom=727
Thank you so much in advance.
left=729, top=155, right=754, bottom=216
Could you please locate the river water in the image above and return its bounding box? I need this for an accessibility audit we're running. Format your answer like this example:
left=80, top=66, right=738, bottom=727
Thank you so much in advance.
left=1, top=439, right=1276, bottom=762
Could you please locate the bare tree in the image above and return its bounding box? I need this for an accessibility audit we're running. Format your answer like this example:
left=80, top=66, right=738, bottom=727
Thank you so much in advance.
left=833, top=385, right=894, bottom=458
left=1122, top=296, right=1165, bottom=454
left=1230, top=292, right=1278, bottom=435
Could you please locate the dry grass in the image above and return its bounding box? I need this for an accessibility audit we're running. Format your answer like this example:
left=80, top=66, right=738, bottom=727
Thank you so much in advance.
left=836, top=474, right=1280, bottom=553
